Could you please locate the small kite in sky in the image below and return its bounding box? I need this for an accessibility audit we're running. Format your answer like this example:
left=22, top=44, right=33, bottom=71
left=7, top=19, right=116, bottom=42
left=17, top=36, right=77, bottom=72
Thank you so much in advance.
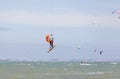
left=112, top=10, right=120, bottom=19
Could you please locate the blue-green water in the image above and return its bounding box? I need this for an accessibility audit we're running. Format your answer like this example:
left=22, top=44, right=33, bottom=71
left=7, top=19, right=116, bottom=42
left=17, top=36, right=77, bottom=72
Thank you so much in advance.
left=0, top=61, right=120, bottom=79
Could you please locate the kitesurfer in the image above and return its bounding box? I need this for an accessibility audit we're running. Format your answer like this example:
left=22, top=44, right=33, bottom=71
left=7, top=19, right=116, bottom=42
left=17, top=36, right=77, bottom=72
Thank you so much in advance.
left=99, top=50, right=103, bottom=55
left=48, top=34, right=55, bottom=53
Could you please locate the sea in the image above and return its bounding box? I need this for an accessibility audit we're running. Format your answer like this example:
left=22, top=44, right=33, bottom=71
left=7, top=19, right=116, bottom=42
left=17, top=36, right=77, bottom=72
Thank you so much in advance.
left=0, top=60, right=120, bottom=79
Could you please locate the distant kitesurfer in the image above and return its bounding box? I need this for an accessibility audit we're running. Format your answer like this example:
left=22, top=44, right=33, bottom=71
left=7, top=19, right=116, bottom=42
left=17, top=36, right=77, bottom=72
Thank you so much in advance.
left=48, top=34, right=55, bottom=53
left=99, top=50, right=103, bottom=55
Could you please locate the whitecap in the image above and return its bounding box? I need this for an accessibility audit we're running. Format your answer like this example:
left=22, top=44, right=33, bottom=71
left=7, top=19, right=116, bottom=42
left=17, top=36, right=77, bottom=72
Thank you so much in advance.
left=64, top=68, right=68, bottom=71
left=67, top=63, right=73, bottom=66
left=111, top=62, right=118, bottom=65
left=87, top=72, right=104, bottom=75
left=80, top=63, right=97, bottom=66
left=18, top=75, right=27, bottom=78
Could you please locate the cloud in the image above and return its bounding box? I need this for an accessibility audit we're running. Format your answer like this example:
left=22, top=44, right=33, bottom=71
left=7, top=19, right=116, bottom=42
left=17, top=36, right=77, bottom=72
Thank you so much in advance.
left=0, top=10, right=120, bottom=28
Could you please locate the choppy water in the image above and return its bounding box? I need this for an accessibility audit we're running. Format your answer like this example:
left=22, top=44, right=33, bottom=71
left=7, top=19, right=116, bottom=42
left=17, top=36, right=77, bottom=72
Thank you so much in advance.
left=0, top=61, right=120, bottom=79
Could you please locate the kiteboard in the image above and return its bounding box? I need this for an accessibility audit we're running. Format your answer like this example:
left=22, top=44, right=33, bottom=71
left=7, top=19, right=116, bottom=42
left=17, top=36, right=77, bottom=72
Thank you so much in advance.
left=48, top=45, right=55, bottom=53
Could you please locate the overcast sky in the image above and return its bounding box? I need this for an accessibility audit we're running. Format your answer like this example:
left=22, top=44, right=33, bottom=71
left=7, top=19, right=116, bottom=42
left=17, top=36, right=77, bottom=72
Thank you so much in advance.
left=0, top=0, right=120, bottom=61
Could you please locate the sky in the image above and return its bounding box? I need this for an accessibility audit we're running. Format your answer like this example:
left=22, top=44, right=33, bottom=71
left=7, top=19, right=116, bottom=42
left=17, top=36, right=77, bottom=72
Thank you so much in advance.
left=0, top=0, right=120, bottom=61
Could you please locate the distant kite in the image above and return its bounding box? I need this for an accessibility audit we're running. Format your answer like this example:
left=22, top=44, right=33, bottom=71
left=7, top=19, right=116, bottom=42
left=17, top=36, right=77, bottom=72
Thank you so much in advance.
left=112, top=10, right=120, bottom=19
left=94, top=49, right=97, bottom=53
left=77, top=43, right=81, bottom=50
left=45, top=34, right=50, bottom=43
left=94, top=49, right=103, bottom=55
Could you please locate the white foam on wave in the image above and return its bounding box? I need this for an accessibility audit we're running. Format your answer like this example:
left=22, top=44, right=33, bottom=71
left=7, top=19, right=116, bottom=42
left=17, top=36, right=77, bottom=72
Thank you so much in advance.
left=87, top=72, right=104, bottom=75
left=64, top=68, right=68, bottom=71
left=80, top=63, right=92, bottom=66
left=111, top=62, right=118, bottom=65
left=80, top=63, right=97, bottom=66
left=18, top=75, right=27, bottom=78
left=67, top=63, right=73, bottom=66
left=16, top=63, right=27, bottom=66
left=65, top=72, right=81, bottom=75
left=16, top=63, right=32, bottom=66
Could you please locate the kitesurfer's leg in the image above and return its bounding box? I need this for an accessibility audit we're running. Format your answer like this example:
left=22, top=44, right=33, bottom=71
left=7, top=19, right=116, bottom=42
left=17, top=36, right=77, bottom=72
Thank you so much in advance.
left=48, top=43, right=53, bottom=53
left=48, top=44, right=54, bottom=53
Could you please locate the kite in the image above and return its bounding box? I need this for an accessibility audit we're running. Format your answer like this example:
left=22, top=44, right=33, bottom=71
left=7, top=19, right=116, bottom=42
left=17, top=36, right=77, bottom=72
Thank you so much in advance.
left=45, top=34, right=50, bottom=43
left=112, top=10, right=120, bottom=19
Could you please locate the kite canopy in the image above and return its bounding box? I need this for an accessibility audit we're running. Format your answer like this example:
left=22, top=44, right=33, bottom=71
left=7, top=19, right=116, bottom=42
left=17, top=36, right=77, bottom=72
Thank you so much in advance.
left=112, top=10, right=120, bottom=14
left=112, top=10, right=120, bottom=19
left=45, top=34, right=50, bottom=43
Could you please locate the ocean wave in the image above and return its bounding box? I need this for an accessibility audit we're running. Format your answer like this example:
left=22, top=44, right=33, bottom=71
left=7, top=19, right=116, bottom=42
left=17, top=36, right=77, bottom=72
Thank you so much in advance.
left=111, top=62, right=118, bottom=65
left=80, top=63, right=97, bottom=66
left=16, top=63, right=32, bottom=66
left=87, top=72, right=104, bottom=75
